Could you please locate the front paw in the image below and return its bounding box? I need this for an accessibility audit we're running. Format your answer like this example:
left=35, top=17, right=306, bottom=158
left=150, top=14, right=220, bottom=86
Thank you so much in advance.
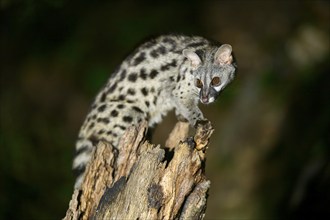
left=194, top=118, right=210, bottom=128
left=194, top=119, right=214, bottom=150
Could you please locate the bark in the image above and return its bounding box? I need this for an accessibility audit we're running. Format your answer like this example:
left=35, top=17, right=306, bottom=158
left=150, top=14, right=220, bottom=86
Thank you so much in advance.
left=64, top=120, right=214, bottom=220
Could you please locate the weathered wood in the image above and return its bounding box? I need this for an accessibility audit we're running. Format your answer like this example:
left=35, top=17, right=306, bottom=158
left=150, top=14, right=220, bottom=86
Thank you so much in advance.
left=64, top=120, right=214, bottom=220
left=165, top=121, right=190, bottom=150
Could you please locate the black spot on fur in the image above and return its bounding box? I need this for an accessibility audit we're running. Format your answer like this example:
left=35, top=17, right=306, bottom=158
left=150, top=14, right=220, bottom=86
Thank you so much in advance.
left=132, top=106, right=143, bottom=113
left=100, top=93, right=107, bottom=102
left=123, top=116, right=133, bottom=123
left=150, top=46, right=166, bottom=58
left=118, top=95, right=125, bottom=100
left=111, top=110, right=118, bottom=117
left=171, top=59, right=177, bottom=66
left=106, top=131, right=112, bottom=135
left=108, top=84, right=117, bottom=93
left=150, top=69, right=158, bottom=79
left=127, top=88, right=135, bottom=95
left=97, top=104, right=106, bottom=112
left=119, top=70, right=127, bottom=81
left=128, top=73, right=138, bottom=82
left=153, top=96, right=157, bottom=105
left=158, top=46, right=167, bottom=55
left=169, top=76, right=174, bottom=82
left=88, top=135, right=99, bottom=146
left=150, top=87, right=155, bottom=93
left=161, top=65, right=169, bottom=71
left=97, top=117, right=110, bottom=124
left=145, top=101, right=150, bottom=107
left=115, top=124, right=126, bottom=130
left=141, top=88, right=148, bottom=96
left=161, top=59, right=177, bottom=71
left=143, top=40, right=157, bottom=49
left=74, top=145, right=90, bottom=157
left=98, top=129, right=105, bottom=135
left=176, top=75, right=181, bottom=82
left=163, top=37, right=176, bottom=47
left=140, top=68, right=147, bottom=80
left=73, top=165, right=86, bottom=177
left=117, top=104, right=125, bottom=109
left=150, top=50, right=158, bottom=58
left=133, top=52, right=146, bottom=66
left=88, top=122, right=95, bottom=129
left=187, top=41, right=207, bottom=48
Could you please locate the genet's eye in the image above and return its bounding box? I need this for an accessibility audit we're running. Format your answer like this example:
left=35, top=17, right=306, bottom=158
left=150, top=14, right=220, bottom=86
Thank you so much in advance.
left=195, top=79, right=203, bottom=88
left=211, top=77, right=221, bottom=86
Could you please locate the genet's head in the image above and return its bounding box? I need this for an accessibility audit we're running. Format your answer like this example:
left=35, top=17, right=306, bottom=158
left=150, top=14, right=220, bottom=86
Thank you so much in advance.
left=183, top=44, right=236, bottom=104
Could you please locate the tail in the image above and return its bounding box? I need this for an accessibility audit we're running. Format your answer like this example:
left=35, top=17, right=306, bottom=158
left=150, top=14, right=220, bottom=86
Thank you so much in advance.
left=72, top=138, right=94, bottom=189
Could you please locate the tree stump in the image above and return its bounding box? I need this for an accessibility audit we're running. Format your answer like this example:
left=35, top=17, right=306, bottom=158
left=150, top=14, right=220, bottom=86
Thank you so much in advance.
left=64, top=120, right=214, bottom=220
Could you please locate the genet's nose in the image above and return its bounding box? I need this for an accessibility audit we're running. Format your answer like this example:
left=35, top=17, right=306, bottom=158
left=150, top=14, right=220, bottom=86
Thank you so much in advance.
left=201, top=96, right=209, bottom=103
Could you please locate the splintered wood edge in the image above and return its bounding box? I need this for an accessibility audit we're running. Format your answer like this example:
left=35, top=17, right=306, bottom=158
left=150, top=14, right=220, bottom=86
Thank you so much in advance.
left=165, top=121, right=190, bottom=150
left=64, top=120, right=214, bottom=220
left=94, top=140, right=210, bottom=220
left=63, top=190, right=80, bottom=220
left=179, top=180, right=211, bottom=219
left=63, top=142, right=116, bottom=220
left=64, top=121, right=149, bottom=220
left=81, top=142, right=116, bottom=217
left=94, top=143, right=164, bottom=220
left=159, top=139, right=207, bottom=219
left=94, top=122, right=213, bottom=219
left=115, top=120, right=149, bottom=181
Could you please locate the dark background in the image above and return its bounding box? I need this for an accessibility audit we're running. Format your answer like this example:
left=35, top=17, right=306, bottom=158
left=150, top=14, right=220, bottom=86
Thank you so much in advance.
left=1, top=0, right=329, bottom=219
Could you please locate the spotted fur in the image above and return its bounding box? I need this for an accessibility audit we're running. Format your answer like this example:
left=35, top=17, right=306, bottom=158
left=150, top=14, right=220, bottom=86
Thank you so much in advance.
left=73, top=34, right=237, bottom=188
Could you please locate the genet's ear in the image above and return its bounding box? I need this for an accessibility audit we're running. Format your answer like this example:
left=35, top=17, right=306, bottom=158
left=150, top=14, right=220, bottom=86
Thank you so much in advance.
left=214, top=44, right=233, bottom=65
left=182, top=49, right=202, bottom=70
